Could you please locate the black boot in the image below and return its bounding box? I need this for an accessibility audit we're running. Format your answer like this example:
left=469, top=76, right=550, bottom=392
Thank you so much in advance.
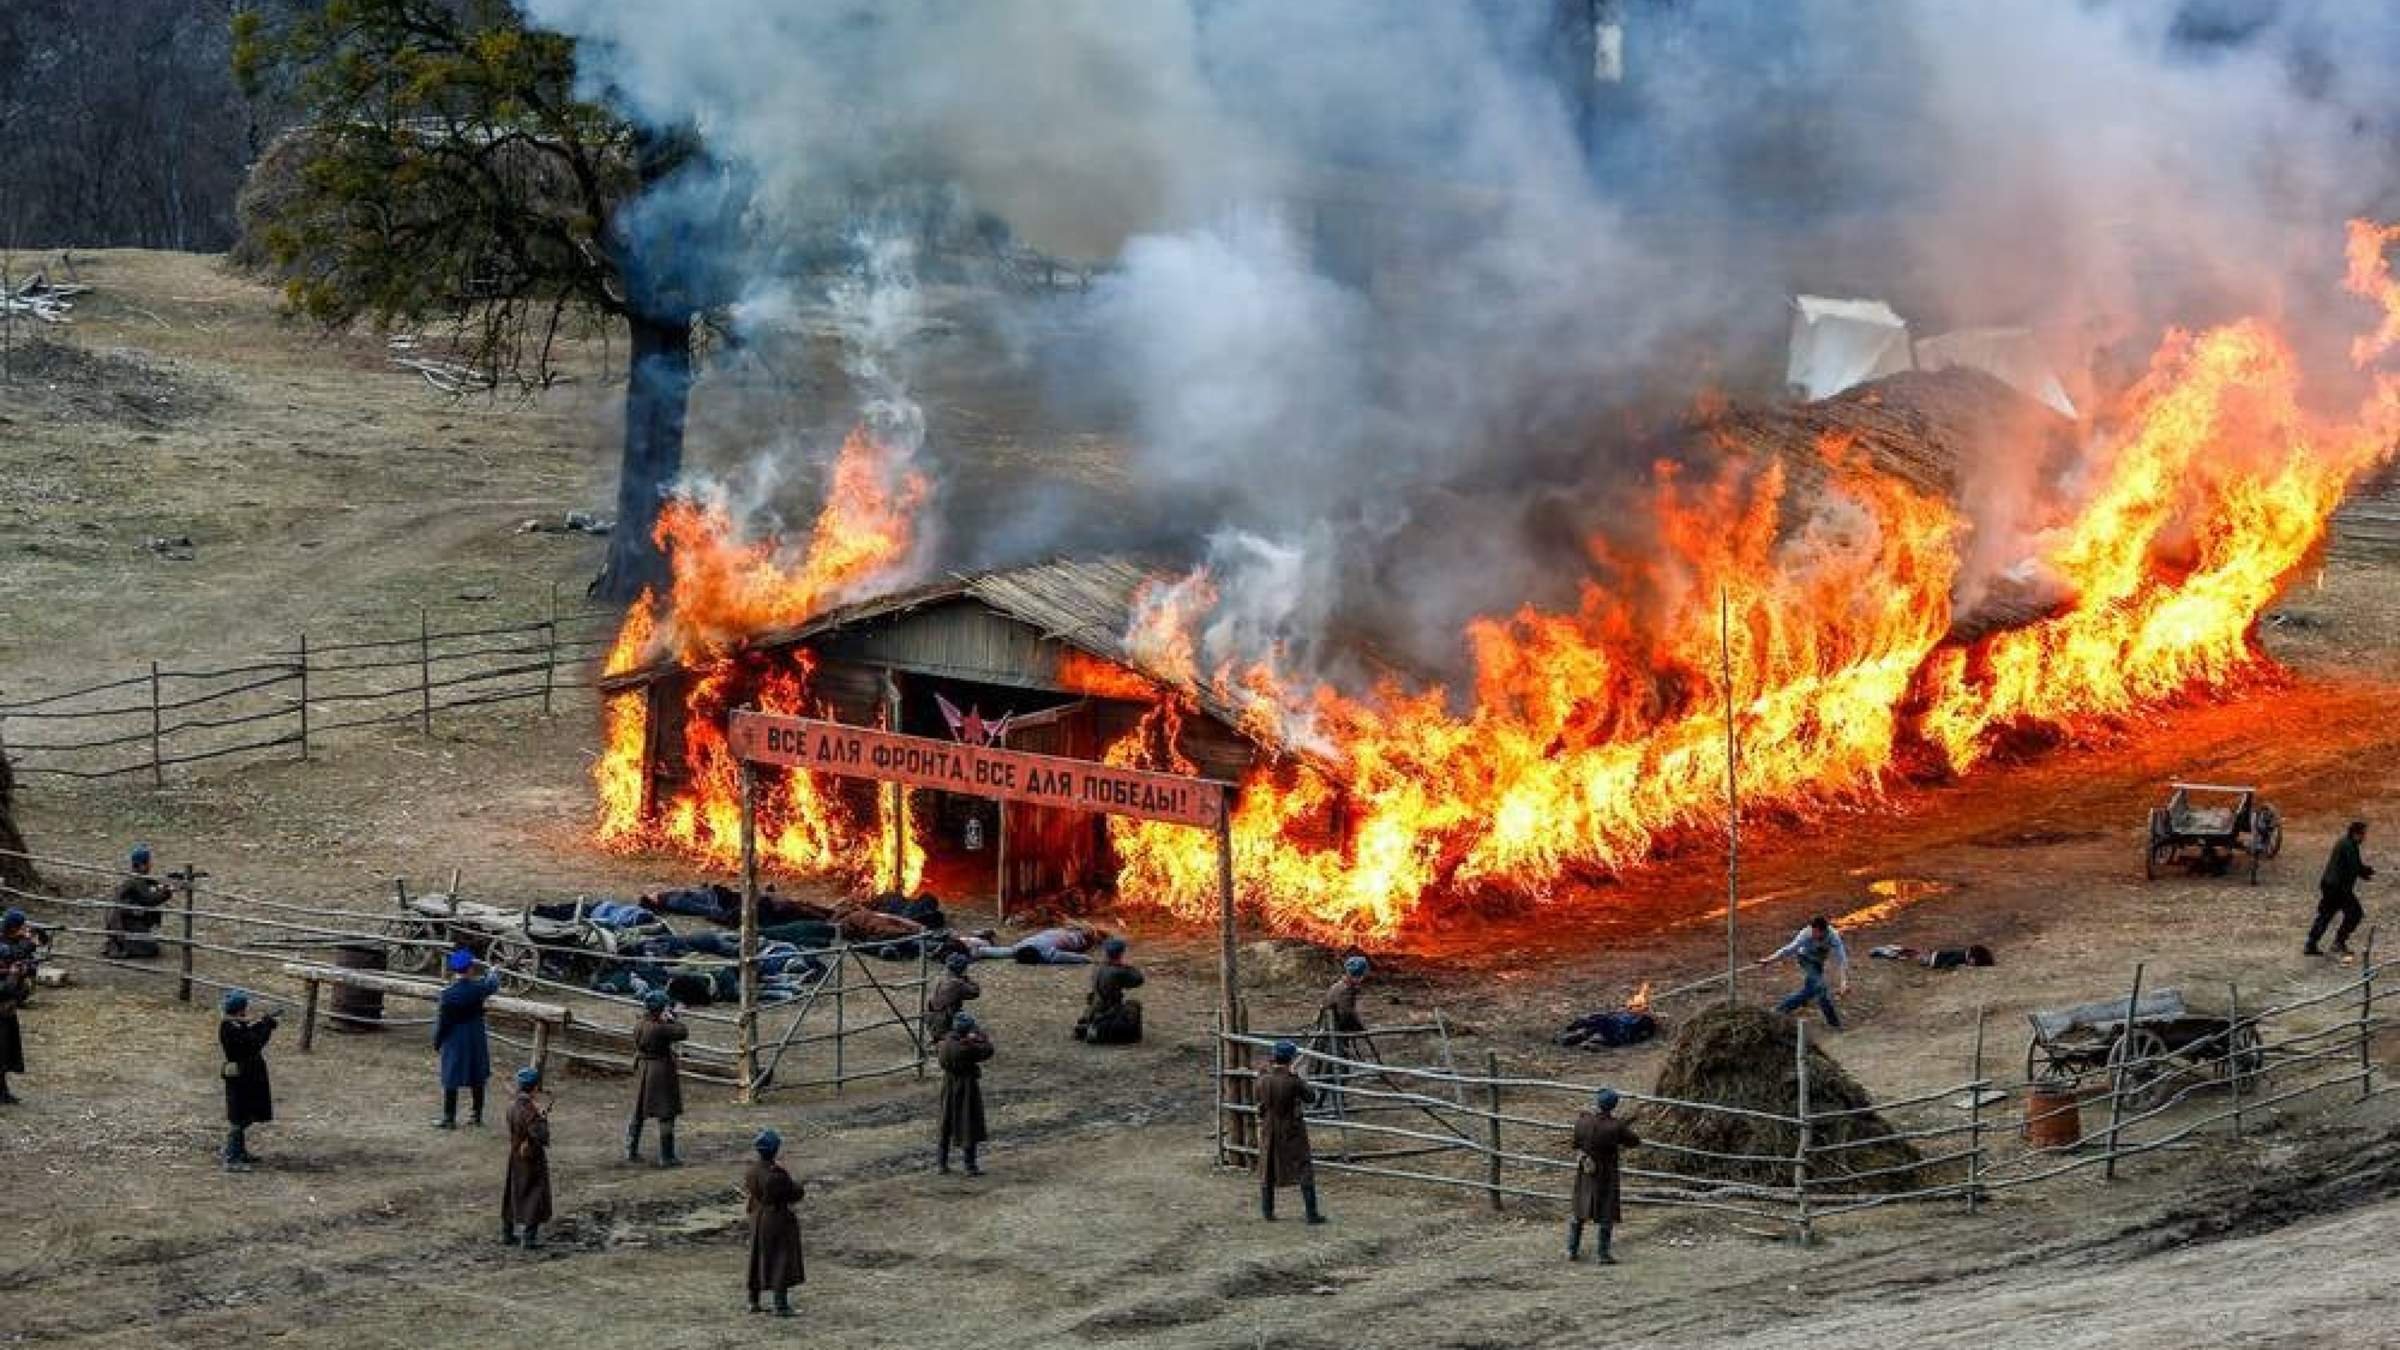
left=658, top=1122, right=681, bottom=1168
left=963, top=1145, right=982, bottom=1178
left=938, top=1147, right=951, bottom=1174
left=0, top=1073, right=15, bottom=1104
left=1260, top=1182, right=1276, bottom=1221
left=773, top=1291, right=794, bottom=1318
left=1301, top=1181, right=1326, bottom=1225
left=438, top=1088, right=458, bottom=1130
left=223, top=1128, right=251, bottom=1172
left=501, top=1224, right=519, bottom=1246
left=522, top=1224, right=541, bottom=1251
left=1596, top=1225, right=1617, bottom=1265
left=468, top=1085, right=486, bottom=1127
left=625, top=1118, right=645, bottom=1164
left=1566, top=1219, right=1584, bottom=1262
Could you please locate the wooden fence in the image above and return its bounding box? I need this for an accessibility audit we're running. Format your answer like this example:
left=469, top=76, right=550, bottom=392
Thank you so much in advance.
left=1, top=847, right=932, bottom=1097
left=1214, top=955, right=2391, bottom=1242
left=0, top=591, right=622, bottom=782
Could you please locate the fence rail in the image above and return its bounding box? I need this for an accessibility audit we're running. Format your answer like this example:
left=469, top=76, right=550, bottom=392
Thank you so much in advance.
left=0, top=591, right=623, bottom=782
left=1, top=846, right=929, bottom=1096
left=1212, top=948, right=2389, bottom=1243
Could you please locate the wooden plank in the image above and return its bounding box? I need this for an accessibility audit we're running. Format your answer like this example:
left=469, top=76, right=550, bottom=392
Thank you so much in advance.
left=277, top=962, right=569, bottom=1023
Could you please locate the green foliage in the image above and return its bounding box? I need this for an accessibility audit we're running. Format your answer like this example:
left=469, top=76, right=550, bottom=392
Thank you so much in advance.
left=236, top=0, right=640, bottom=380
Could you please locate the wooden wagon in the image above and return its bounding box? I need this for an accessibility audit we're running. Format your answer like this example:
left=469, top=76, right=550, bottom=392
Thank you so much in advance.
left=2025, top=989, right=2261, bottom=1110
left=2144, top=782, right=2282, bottom=882
left=381, top=884, right=665, bottom=991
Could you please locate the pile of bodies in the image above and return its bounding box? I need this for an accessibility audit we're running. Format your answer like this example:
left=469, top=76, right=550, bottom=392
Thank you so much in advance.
left=518, top=886, right=954, bottom=1007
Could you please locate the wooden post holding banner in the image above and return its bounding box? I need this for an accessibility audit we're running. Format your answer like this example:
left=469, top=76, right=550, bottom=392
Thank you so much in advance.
left=737, top=760, right=761, bottom=1104
left=995, top=804, right=1010, bottom=925
left=882, top=671, right=905, bottom=893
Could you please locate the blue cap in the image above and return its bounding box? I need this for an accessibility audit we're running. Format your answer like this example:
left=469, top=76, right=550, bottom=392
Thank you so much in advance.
left=446, top=948, right=474, bottom=973
left=221, top=989, right=250, bottom=1014
left=1345, top=955, right=1369, bottom=976
left=1596, top=1088, right=1621, bottom=1111
left=516, top=1066, right=542, bottom=1089
left=642, top=990, right=670, bottom=1012
left=945, top=952, right=970, bottom=973
left=131, top=845, right=152, bottom=866
left=952, top=1012, right=978, bottom=1032
left=1, top=908, right=24, bottom=930
left=1102, top=936, right=1128, bottom=957
left=755, top=1128, right=782, bottom=1155
left=1272, top=1039, right=1298, bottom=1063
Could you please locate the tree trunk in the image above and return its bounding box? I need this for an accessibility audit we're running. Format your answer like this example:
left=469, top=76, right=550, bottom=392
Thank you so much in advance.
left=591, top=310, right=694, bottom=601
left=0, top=744, right=39, bottom=895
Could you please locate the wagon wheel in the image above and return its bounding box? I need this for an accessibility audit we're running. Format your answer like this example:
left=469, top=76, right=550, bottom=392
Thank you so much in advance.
left=484, top=936, right=541, bottom=994
left=2115, top=1027, right=2172, bottom=1111
left=2256, top=806, right=2284, bottom=859
left=2144, top=838, right=2176, bottom=881
left=382, top=919, right=439, bottom=975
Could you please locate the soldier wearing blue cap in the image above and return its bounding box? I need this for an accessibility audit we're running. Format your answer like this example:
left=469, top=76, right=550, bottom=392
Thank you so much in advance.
left=1568, top=1087, right=1640, bottom=1263
left=1256, top=1040, right=1325, bottom=1223
left=628, top=989, right=688, bottom=1166
left=103, top=845, right=171, bottom=959
left=1075, top=935, right=1146, bottom=1045
left=502, top=1065, right=553, bottom=1249
left=745, top=1129, right=804, bottom=1315
left=936, top=1012, right=994, bottom=1175
left=1, top=907, right=48, bottom=1104
left=218, top=989, right=280, bottom=1170
left=435, top=948, right=502, bottom=1128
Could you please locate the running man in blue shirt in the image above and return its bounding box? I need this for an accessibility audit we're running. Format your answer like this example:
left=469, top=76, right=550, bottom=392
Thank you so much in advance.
left=1757, top=915, right=1850, bottom=1029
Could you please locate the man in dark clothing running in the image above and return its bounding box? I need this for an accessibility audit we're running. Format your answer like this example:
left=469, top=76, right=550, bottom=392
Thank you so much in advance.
left=2306, top=821, right=2375, bottom=958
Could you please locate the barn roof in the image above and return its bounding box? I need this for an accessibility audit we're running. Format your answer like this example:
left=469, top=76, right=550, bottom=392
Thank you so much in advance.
left=603, top=556, right=1280, bottom=751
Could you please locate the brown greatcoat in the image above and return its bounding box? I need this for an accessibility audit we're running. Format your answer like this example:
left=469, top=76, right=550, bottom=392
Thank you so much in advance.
left=1255, top=1062, right=1317, bottom=1188
left=502, top=1091, right=553, bottom=1228
left=923, top=972, right=979, bottom=1042
left=631, top=1013, right=688, bottom=1121
left=1321, top=977, right=1365, bottom=1033
left=745, top=1158, right=805, bottom=1295
left=937, top=1030, right=993, bottom=1151
left=1571, top=1111, right=1639, bottom=1224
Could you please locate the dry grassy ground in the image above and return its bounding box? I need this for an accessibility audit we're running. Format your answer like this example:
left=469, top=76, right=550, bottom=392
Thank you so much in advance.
left=2, top=251, right=2397, bottom=1349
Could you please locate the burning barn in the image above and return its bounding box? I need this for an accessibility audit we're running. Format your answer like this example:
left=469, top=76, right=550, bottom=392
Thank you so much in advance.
left=597, top=557, right=1299, bottom=905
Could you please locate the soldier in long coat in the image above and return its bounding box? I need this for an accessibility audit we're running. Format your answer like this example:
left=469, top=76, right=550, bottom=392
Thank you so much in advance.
left=1256, top=1039, right=1325, bottom=1223
left=1076, top=937, right=1146, bottom=1045
left=1569, top=1088, right=1640, bottom=1263
left=0, top=908, right=45, bottom=1104
left=217, top=989, right=279, bottom=1170
left=501, top=1066, right=553, bottom=1249
left=745, top=1129, right=805, bottom=1316
left=627, top=991, right=688, bottom=1166
left=435, top=949, right=502, bottom=1128
left=923, top=952, right=980, bottom=1043
left=936, top=1013, right=994, bottom=1176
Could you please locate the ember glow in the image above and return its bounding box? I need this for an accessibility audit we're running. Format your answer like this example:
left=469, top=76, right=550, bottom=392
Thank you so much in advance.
left=594, top=226, right=2400, bottom=941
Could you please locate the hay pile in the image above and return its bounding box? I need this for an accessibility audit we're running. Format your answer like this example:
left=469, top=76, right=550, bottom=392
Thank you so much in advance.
left=1643, top=1005, right=1930, bottom=1193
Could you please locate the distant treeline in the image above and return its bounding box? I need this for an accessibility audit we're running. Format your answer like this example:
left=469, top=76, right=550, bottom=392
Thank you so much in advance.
left=0, top=0, right=274, bottom=252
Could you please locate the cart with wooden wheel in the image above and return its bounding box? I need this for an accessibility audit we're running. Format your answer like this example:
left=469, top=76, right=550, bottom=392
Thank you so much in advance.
left=2143, top=782, right=2282, bottom=883
left=2026, top=988, right=2262, bottom=1111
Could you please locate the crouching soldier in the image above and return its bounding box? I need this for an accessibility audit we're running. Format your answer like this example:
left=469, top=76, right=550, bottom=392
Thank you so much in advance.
left=1075, top=936, right=1145, bottom=1044
left=218, top=990, right=279, bottom=1170
left=1568, top=1088, right=1640, bottom=1264
left=1257, top=1040, right=1325, bottom=1224
left=936, top=1012, right=993, bottom=1176
left=745, top=1129, right=805, bottom=1317
left=104, top=845, right=171, bottom=959
left=628, top=991, right=687, bottom=1166
left=502, top=1066, right=553, bottom=1249
left=924, top=952, right=979, bottom=1043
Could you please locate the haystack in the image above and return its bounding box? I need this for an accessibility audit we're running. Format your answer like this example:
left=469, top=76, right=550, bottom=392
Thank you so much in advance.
left=1643, top=1005, right=1928, bottom=1193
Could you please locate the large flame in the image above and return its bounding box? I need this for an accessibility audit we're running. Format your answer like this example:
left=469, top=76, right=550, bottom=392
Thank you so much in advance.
left=594, top=226, right=2399, bottom=940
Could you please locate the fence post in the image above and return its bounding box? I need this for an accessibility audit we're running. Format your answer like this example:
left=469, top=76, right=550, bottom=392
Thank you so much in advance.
left=834, top=947, right=848, bottom=1092
left=2103, top=961, right=2145, bottom=1180
left=418, top=608, right=433, bottom=736
left=2228, top=981, right=2244, bottom=1138
left=1483, top=1050, right=1504, bottom=1212
left=1235, top=999, right=1255, bottom=1161
left=1214, top=1010, right=1229, bottom=1166
left=174, top=864, right=197, bottom=1003
left=1793, top=1018, right=1813, bottom=1246
left=543, top=582, right=559, bottom=717
left=148, top=660, right=163, bottom=787
left=295, top=634, right=311, bottom=760
left=1967, top=1003, right=1986, bottom=1213
left=2361, top=928, right=2378, bottom=1102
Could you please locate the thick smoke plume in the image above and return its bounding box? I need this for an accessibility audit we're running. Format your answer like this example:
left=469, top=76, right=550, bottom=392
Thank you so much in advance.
left=525, top=0, right=2400, bottom=685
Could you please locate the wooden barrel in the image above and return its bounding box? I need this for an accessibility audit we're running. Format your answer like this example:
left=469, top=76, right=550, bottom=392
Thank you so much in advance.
left=2023, top=1082, right=2082, bottom=1149
left=329, top=942, right=388, bottom=1031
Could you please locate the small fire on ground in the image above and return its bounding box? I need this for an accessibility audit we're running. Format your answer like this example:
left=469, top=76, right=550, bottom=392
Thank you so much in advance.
left=594, top=222, right=2400, bottom=943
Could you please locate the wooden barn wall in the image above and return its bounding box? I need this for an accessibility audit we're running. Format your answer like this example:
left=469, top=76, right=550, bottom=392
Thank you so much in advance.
left=811, top=602, right=1066, bottom=692
left=1000, top=705, right=1110, bottom=897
